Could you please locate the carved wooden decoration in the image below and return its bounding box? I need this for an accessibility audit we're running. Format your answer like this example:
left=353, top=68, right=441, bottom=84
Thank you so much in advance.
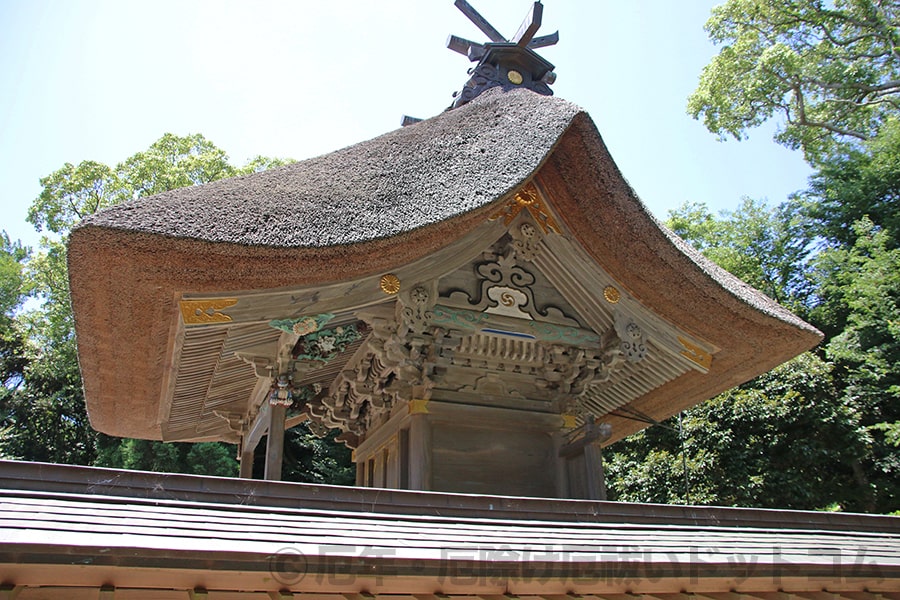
left=489, top=183, right=561, bottom=234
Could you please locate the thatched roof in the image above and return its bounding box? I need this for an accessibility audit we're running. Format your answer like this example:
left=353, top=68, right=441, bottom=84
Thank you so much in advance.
left=68, top=88, right=821, bottom=442
left=80, top=89, right=579, bottom=247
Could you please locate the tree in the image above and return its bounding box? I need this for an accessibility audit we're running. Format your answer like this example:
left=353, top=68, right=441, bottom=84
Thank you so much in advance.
left=606, top=354, right=870, bottom=510
left=29, top=161, right=124, bottom=236
left=0, top=233, right=30, bottom=458
left=280, top=423, right=355, bottom=485
left=688, top=0, right=900, bottom=161
left=116, top=133, right=235, bottom=198
left=606, top=194, right=900, bottom=513
left=811, top=218, right=900, bottom=510
left=798, top=117, right=900, bottom=247
left=0, top=232, right=28, bottom=389
left=1, top=134, right=302, bottom=476
left=95, top=437, right=238, bottom=477
left=608, top=0, right=900, bottom=514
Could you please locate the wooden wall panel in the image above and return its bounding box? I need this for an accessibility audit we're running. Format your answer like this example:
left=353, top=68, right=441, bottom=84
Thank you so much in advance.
left=432, top=423, right=555, bottom=496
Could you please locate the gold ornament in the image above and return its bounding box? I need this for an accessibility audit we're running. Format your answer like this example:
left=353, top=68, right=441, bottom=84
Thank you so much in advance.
left=179, top=298, right=238, bottom=325
left=380, top=273, right=401, bottom=295
left=488, top=182, right=561, bottom=234
left=408, top=399, right=430, bottom=415
left=678, top=336, right=713, bottom=370
left=507, top=70, right=523, bottom=85
left=603, top=286, right=621, bottom=304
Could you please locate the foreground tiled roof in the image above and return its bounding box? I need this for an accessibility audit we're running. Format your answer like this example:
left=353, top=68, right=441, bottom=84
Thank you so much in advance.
left=1, top=461, right=898, bottom=597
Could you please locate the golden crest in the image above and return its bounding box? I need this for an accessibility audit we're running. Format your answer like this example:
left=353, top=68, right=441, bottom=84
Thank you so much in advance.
left=561, top=413, right=578, bottom=429
left=408, top=399, right=430, bottom=415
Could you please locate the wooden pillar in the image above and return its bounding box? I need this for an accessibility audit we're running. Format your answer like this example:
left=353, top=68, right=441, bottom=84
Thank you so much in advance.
left=264, top=404, right=287, bottom=481
left=354, top=451, right=365, bottom=486
left=239, top=441, right=255, bottom=479
left=407, top=399, right=432, bottom=491
left=584, top=443, right=606, bottom=500
left=552, top=431, right=569, bottom=498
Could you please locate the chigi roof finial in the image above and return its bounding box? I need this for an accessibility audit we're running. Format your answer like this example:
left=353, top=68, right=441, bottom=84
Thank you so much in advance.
left=448, top=0, right=558, bottom=108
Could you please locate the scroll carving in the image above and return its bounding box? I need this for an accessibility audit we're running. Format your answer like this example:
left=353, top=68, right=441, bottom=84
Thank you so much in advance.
left=446, top=236, right=579, bottom=326
left=615, top=316, right=647, bottom=362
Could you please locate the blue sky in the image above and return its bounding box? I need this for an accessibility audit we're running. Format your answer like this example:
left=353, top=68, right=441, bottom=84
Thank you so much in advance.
left=0, top=1, right=811, bottom=249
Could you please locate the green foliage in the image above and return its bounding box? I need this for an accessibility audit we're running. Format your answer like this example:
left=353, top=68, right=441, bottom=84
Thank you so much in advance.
left=608, top=354, right=875, bottom=510
left=95, top=437, right=238, bottom=477
left=799, top=118, right=900, bottom=247
left=0, top=233, right=32, bottom=461
left=29, top=161, right=124, bottom=235
left=0, top=361, right=97, bottom=465
left=814, top=219, right=900, bottom=509
left=186, top=443, right=240, bottom=476
left=873, top=422, right=900, bottom=447
left=117, top=133, right=234, bottom=198
left=688, top=0, right=900, bottom=161
left=0, top=233, right=29, bottom=390
left=651, top=163, right=900, bottom=512
left=236, top=155, right=295, bottom=175
left=0, top=232, right=29, bottom=316
left=280, top=423, right=355, bottom=486
left=0, top=133, right=297, bottom=476
left=1, top=230, right=94, bottom=465
left=28, top=134, right=295, bottom=237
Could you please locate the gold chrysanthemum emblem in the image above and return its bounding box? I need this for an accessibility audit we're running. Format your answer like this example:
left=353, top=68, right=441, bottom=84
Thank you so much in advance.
left=380, top=273, right=401, bottom=295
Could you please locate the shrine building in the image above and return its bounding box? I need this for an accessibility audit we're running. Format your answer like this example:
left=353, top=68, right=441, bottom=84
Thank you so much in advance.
left=1, top=2, right=897, bottom=597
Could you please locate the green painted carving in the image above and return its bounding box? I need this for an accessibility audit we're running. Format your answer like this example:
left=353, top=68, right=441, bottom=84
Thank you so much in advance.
left=288, top=384, right=319, bottom=417
left=432, top=305, right=489, bottom=330
left=292, top=323, right=365, bottom=363
left=527, top=321, right=600, bottom=345
left=269, top=313, right=335, bottom=336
